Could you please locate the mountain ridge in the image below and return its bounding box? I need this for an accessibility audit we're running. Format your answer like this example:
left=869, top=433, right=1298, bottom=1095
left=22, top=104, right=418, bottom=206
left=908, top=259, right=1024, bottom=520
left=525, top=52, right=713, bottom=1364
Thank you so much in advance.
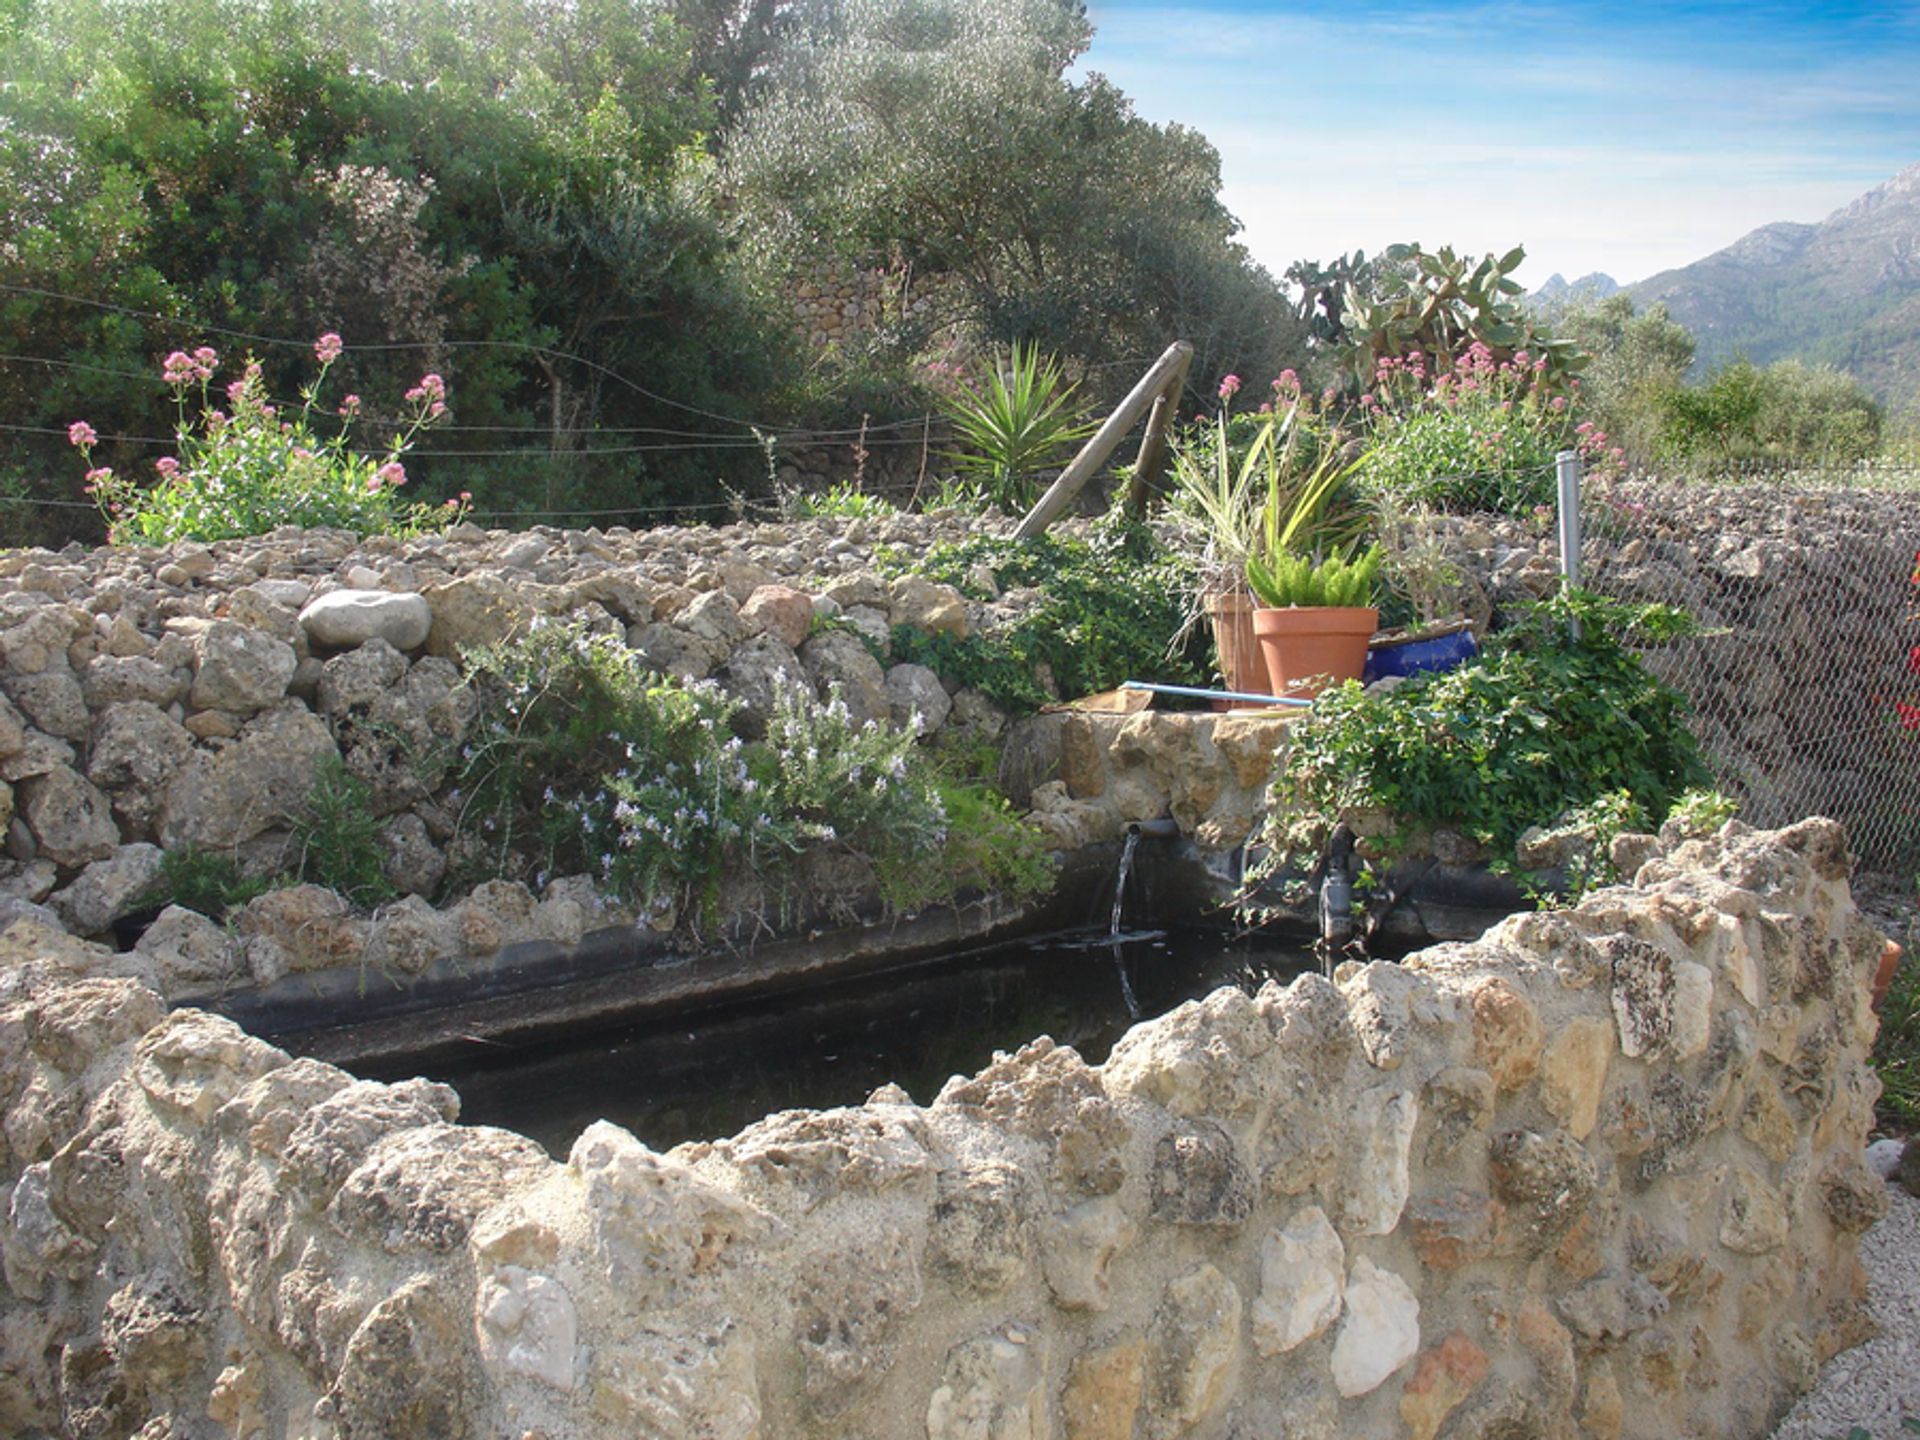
left=1615, top=161, right=1920, bottom=415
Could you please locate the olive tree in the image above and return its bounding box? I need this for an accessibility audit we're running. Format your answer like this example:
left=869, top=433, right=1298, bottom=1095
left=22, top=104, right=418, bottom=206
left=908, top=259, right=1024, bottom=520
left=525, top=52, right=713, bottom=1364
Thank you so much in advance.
left=723, top=0, right=1304, bottom=399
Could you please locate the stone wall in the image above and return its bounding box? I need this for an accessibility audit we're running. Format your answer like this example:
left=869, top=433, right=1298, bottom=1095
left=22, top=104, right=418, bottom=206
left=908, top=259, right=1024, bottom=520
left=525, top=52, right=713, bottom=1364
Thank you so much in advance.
left=0, top=819, right=1891, bottom=1438
left=0, top=513, right=1036, bottom=997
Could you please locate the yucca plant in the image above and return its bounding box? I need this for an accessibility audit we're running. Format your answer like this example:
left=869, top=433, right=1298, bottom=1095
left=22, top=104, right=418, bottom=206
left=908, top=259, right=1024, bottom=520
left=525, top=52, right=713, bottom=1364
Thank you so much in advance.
left=938, top=342, right=1096, bottom=512
left=1246, top=543, right=1383, bottom=609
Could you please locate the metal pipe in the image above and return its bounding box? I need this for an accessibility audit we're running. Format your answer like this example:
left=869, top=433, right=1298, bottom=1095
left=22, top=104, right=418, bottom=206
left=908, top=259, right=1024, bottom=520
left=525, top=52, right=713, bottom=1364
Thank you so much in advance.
left=1556, top=450, right=1584, bottom=641
left=1121, top=680, right=1313, bottom=708
left=1320, top=823, right=1356, bottom=945
left=1127, top=816, right=1179, bottom=839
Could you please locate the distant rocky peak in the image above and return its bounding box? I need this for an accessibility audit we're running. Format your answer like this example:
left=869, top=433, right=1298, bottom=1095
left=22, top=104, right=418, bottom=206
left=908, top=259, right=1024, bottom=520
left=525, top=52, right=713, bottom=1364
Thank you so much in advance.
left=1835, top=158, right=1920, bottom=221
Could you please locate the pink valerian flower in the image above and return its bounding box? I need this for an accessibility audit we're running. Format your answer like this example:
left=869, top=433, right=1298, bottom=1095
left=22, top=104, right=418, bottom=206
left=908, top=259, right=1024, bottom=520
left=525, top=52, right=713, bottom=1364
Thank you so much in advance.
left=1273, top=370, right=1299, bottom=393
left=82, top=467, right=112, bottom=493
left=162, top=351, right=196, bottom=386
left=376, top=461, right=407, bottom=487
left=313, top=332, right=344, bottom=365
left=67, top=421, right=96, bottom=448
left=155, top=456, right=180, bottom=478
left=339, top=394, right=362, bottom=418
left=405, top=373, right=447, bottom=406
left=1217, top=374, right=1242, bottom=401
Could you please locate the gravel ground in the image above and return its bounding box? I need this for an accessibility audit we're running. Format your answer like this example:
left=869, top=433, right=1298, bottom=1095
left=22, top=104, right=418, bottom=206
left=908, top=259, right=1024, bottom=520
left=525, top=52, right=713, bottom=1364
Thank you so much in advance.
left=1769, top=1184, right=1920, bottom=1439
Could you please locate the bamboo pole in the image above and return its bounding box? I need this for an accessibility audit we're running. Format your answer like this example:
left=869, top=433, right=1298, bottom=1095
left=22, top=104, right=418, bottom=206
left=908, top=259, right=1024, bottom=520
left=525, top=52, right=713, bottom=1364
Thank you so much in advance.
left=1015, top=340, right=1193, bottom=539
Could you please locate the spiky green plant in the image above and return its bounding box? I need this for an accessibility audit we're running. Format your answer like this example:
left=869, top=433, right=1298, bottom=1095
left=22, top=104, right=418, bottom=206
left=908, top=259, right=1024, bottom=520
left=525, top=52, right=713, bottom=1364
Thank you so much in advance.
left=938, top=342, right=1096, bottom=512
left=1246, top=543, right=1383, bottom=610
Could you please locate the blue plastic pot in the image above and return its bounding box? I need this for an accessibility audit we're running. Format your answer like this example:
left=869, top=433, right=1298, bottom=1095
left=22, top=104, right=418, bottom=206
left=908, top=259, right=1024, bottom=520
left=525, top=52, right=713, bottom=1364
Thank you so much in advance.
left=1363, top=627, right=1479, bottom=684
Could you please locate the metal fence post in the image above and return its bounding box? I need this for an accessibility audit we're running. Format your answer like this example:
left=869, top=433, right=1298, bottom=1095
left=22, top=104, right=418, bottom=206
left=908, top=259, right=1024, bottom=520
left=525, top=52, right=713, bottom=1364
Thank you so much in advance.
left=1555, top=450, right=1583, bottom=639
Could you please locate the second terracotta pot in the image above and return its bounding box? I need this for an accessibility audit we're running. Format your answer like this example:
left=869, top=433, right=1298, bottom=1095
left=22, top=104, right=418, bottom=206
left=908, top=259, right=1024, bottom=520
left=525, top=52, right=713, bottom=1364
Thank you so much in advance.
left=1252, top=605, right=1379, bottom=701
left=1205, top=590, right=1274, bottom=709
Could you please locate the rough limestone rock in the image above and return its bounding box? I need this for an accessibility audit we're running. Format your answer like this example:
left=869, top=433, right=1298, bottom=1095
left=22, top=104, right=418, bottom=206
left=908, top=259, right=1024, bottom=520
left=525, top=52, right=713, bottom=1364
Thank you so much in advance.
left=189, top=620, right=295, bottom=714
left=886, top=661, right=952, bottom=735
left=798, top=627, right=890, bottom=729
left=715, top=632, right=806, bottom=741
left=423, top=573, right=533, bottom=658
left=1252, top=1205, right=1346, bottom=1354
left=132, top=905, right=242, bottom=995
left=51, top=844, right=164, bottom=935
left=738, top=583, right=813, bottom=650
left=1330, top=1257, right=1421, bottom=1397
left=20, top=764, right=119, bottom=868
left=0, top=818, right=1891, bottom=1440
left=1148, top=1263, right=1241, bottom=1438
left=158, top=704, right=336, bottom=850
left=84, top=702, right=195, bottom=839
left=299, top=589, right=433, bottom=652
left=925, top=1326, right=1049, bottom=1440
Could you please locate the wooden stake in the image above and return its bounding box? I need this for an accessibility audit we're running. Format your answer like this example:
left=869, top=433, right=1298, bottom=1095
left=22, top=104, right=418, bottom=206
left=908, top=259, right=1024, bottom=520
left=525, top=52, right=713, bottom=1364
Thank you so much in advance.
left=1015, top=340, right=1193, bottom=539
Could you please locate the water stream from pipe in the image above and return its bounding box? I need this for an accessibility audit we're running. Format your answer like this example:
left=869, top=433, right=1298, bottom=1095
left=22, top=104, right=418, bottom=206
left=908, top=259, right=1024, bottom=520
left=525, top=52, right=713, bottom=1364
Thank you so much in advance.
left=1108, top=830, right=1144, bottom=1020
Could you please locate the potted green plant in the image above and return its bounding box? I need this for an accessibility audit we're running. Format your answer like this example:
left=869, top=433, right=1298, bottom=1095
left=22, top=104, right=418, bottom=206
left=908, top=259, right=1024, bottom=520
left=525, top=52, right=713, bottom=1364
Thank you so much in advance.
left=1166, top=383, right=1366, bottom=704
left=1364, top=494, right=1480, bottom=682
left=1165, top=399, right=1276, bottom=704
left=1246, top=543, right=1383, bottom=699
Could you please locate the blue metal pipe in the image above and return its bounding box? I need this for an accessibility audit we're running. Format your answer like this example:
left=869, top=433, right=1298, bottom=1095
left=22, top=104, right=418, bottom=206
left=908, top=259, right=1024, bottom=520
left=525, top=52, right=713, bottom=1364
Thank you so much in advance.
left=1121, top=680, right=1313, bottom=708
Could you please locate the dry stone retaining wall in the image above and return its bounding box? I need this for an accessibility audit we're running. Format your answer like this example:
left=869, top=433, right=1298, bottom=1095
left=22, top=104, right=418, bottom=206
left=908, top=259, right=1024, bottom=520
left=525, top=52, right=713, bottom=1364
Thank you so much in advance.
left=0, top=818, right=1892, bottom=1438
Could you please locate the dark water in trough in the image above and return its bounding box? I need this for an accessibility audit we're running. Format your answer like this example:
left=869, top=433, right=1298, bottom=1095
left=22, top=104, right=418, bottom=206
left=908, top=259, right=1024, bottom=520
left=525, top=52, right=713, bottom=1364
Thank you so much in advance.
left=366, top=926, right=1318, bottom=1158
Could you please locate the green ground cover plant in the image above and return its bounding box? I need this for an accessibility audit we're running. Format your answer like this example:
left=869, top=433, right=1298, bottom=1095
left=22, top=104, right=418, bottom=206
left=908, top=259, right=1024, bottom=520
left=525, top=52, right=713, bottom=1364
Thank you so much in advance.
left=881, top=521, right=1209, bottom=711
left=1256, top=589, right=1711, bottom=884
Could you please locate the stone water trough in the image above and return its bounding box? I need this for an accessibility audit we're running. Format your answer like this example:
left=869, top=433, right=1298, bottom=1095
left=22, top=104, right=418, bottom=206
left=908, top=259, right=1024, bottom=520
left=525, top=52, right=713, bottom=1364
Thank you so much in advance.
left=0, top=816, right=1892, bottom=1439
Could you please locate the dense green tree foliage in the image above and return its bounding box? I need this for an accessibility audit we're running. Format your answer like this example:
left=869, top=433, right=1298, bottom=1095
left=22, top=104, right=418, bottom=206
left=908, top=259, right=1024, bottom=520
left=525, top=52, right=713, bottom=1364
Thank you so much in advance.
left=1550, top=295, right=1694, bottom=463
left=2, top=0, right=1310, bottom=543
left=1657, top=357, right=1883, bottom=466
left=0, top=0, right=791, bottom=536
left=724, top=0, right=1305, bottom=404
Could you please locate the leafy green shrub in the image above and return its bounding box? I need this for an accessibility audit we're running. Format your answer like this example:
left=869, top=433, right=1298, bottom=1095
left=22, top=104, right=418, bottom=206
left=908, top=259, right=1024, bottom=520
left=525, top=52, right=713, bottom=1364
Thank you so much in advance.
left=1658, top=358, right=1883, bottom=467
left=289, top=757, right=397, bottom=908
left=451, top=619, right=1053, bottom=925
left=882, top=522, right=1209, bottom=711
left=788, top=481, right=897, bottom=520
left=1260, top=590, right=1711, bottom=870
left=452, top=622, right=787, bottom=922
left=878, top=780, right=1055, bottom=913
left=143, top=845, right=272, bottom=921
left=69, top=337, right=465, bottom=544
left=1664, top=787, right=1740, bottom=839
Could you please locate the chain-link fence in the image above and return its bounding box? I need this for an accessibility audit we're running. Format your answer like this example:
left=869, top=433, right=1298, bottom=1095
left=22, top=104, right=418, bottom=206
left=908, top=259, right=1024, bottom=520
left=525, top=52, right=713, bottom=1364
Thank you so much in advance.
left=1376, top=460, right=1920, bottom=879
left=1579, top=469, right=1920, bottom=880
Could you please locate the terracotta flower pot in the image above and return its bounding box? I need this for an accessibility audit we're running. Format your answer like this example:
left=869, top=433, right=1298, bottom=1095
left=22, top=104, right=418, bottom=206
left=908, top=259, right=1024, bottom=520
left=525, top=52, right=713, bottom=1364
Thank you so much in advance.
left=1205, top=590, right=1274, bottom=709
left=1251, top=605, right=1379, bottom=701
left=1872, top=939, right=1904, bottom=1012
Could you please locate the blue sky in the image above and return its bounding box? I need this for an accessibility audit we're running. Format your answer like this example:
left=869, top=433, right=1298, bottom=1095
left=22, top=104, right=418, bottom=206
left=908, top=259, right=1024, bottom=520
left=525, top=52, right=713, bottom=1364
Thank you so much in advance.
left=1079, top=1, right=1920, bottom=286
